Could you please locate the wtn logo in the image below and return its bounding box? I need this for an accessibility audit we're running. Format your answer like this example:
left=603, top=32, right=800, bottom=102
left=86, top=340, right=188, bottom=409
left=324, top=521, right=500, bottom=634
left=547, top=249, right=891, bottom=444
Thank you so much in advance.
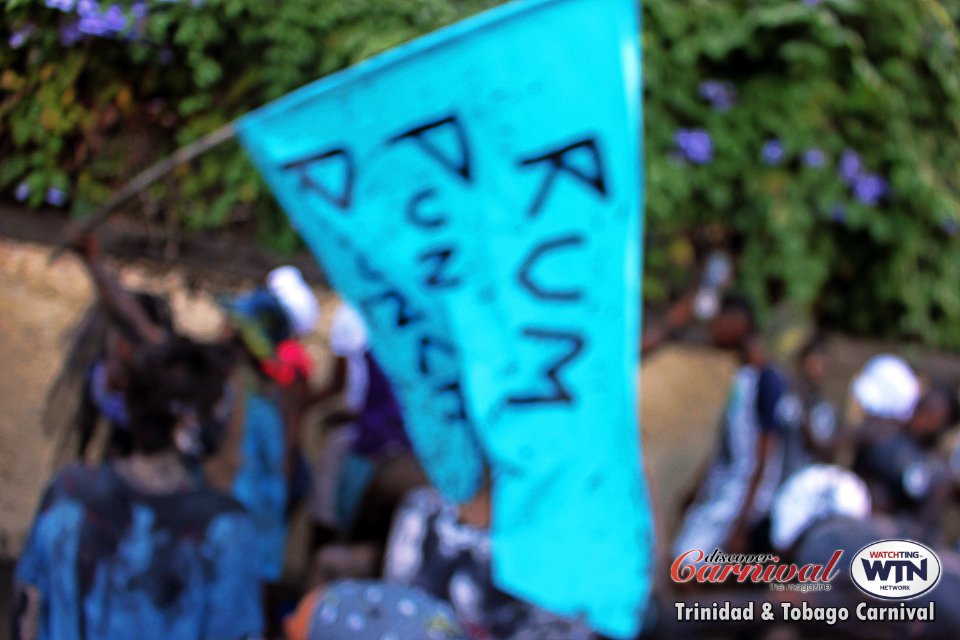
left=851, top=540, right=941, bottom=600
left=861, top=558, right=927, bottom=583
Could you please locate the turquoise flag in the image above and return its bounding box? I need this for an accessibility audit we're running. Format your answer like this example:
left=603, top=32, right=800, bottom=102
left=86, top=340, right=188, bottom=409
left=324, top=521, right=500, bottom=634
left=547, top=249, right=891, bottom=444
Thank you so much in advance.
left=237, top=0, right=651, bottom=636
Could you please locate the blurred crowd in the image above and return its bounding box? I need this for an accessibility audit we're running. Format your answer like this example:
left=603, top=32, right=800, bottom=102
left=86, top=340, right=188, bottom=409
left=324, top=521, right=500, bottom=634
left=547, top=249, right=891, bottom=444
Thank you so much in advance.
left=12, top=237, right=960, bottom=640
left=644, top=254, right=960, bottom=640
left=14, top=231, right=596, bottom=640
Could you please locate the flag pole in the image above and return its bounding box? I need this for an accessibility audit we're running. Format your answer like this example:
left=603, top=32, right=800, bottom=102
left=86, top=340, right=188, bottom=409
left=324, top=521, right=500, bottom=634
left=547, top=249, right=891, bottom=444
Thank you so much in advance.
left=49, top=120, right=238, bottom=262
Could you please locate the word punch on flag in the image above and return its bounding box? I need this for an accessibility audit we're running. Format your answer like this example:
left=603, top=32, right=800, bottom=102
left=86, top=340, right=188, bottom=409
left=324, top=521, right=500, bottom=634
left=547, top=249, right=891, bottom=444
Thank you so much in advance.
left=237, top=0, right=652, bottom=636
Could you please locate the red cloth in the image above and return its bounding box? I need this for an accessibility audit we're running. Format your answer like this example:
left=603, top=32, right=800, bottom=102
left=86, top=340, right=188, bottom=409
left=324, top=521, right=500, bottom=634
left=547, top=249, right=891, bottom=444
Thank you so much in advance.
left=261, top=340, right=314, bottom=386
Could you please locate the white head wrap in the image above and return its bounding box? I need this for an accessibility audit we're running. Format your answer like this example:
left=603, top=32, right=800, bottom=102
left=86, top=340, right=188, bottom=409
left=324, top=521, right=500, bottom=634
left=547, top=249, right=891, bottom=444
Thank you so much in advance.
left=267, top=265, right=320, bottom=337
left=851, top=354, right=920, bottom=421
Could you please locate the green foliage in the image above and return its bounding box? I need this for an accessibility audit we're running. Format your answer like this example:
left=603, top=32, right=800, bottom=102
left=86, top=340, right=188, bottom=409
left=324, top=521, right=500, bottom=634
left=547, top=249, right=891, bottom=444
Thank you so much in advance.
left=644, top=0, right=960, bottom=347
left=0, top=0, right=497, bottom=251
left=3, top=0, right=960, bottom=347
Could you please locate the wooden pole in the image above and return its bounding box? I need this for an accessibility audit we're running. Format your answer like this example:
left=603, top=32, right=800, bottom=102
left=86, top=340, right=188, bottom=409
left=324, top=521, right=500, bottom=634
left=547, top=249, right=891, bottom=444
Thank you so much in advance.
left=49, top=120, right=238, bottom=262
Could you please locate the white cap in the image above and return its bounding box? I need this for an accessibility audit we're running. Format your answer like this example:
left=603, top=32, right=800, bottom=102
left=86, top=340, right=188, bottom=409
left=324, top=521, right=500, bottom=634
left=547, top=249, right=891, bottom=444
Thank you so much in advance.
left=267, top=265, right=320, bottom=337
left=851, top=354, right=920, bottom=421
left=770, top=464, right=871, bottom=551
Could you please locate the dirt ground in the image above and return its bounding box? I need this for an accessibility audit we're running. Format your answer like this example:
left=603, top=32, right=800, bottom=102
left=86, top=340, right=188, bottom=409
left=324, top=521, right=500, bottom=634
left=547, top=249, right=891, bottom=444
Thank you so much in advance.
left=3, top=233, right=960, bottom=636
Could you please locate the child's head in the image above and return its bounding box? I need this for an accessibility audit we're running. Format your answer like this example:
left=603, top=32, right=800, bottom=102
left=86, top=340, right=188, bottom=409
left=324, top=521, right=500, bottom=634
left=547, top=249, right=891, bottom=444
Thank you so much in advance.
left=909, top=384, right=960, bottom=443
left=797, top=335, right=829, bottom=383
left=286, top=580, right=467, bottom=640
left=222, top=288, right=292, bottom=364
left=124, top=338, right=234, bottom=455
left=709, top=294, right=755, bottom=349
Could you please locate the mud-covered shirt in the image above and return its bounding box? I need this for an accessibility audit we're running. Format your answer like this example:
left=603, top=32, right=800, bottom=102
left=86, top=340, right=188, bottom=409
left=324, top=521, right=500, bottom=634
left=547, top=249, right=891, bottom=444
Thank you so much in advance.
left=384, top=489, right=597, bottom=640
left=16, top=464, right=263, bottom=640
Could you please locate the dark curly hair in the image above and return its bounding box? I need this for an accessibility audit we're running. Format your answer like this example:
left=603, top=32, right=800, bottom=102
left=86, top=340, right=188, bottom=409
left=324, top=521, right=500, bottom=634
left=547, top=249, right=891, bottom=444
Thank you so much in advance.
left=124, top=338, right=235, bottom=454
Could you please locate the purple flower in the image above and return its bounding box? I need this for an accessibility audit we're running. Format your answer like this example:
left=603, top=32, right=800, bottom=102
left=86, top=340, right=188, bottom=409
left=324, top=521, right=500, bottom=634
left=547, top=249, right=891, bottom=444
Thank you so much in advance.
left=942, top=219, right=957, bottom=236
left=8, top=26, right=34, bottom=49
left=46, top=187, right=67, bottom=207
left=698, top=80, right=736, bottom=111
left=852, top=173, right=888, bottom=206
left=829, top=204, right=846, bottom=223
left=77, top=16, right=107, bottom=36
left=14, top=183, right=30, bottom=202
left=132, top=1, right=148, bottom=18
left=76, top=0, right=98, bottom=16
left=44, top=0, right=76, bottom=11
left=802, top=148, right=826, bottom=168
left=839, top=149, right=861, bottom=184
left=72, top=1, right=128, bottom=37
left=60, top=22, right=83, bottom=46
left=103, top=4, right=127, bottom=31
left=762, top=139, right=785, bottom=165
left=675, top=128, right=713, bottom=164
left=804, top=0, right=822, bottom=5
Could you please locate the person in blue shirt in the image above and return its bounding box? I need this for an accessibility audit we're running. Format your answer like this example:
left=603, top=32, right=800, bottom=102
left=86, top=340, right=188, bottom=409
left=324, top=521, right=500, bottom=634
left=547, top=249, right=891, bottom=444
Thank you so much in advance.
left=776, top=335, right=839, bottom=480
left=215, top=268, right=319, bottom=636
left=672, top=294, right=789, bottom=562
left=14, top=338, right=263, bottom=640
